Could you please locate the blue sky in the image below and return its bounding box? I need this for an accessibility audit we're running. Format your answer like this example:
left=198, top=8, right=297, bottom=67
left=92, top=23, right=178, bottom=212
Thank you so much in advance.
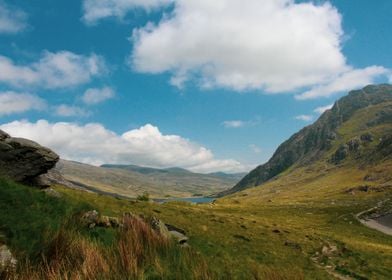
left=0, top=0, right=391, bottom=173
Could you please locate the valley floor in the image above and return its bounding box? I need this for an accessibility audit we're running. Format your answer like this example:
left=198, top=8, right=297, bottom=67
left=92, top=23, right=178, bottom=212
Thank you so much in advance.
left=1, top=162, right=392, bottom=279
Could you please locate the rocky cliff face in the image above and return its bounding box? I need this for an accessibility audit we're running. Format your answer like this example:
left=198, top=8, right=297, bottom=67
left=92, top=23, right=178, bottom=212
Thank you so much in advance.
left=0, top=130, right=59, bottom=184
left=222, top=84, right=392, bottom=196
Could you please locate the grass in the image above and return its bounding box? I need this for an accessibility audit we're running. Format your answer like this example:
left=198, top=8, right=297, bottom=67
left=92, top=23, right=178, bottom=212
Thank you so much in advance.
left=1, top=161, right=392, bottom=279
left=54, top=162, right=392, bottom=279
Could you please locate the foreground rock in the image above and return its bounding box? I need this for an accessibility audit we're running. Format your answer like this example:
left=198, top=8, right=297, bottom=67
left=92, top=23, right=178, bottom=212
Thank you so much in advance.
left=0, top=244, right=17, bottom=273
left=0, top=130, right=59, bottom=184
left=81, top=210, right=189, bottom=246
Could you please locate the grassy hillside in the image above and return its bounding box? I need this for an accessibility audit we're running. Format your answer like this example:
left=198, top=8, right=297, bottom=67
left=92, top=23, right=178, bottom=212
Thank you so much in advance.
left=0, top=178, right=219, bottom=280
left=56, top=160, right=241, bottom=199
left=1, top=158, right=392, bottom=280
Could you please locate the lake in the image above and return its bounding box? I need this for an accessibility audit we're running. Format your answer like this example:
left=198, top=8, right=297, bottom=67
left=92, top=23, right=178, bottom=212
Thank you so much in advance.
left=154, top=197, right=216, bottom=204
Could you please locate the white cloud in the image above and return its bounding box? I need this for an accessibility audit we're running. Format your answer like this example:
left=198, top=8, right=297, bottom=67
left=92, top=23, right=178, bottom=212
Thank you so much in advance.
left=131, top=0, right=350, bottom=92
left=82, top=86, right=115, bottom=105
left=249, top=144, right=261, bottom=154
left=0, top=92, right=46, bottom=116
left=296, top=66, right=390, bottom=100
left=0, top=120, right=247, bottom=173
left=82, top=0, right=172, bottom=25
left=222, top=120, right=246, bottom=128
left=314, top=104, right=333, bottom=114
left=0, top=2, right=27, bottom=33
left=54, top=105, right=91, bottom=118
left=295, top=115, right=313, bottom=122
left=0, top=51, right=106, bottom=89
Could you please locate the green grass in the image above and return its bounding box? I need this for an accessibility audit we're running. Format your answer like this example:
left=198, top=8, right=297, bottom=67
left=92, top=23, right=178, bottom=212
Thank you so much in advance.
left=0, top=178, right=91, bottom=259
left=1, top=159, right=392, bottom=279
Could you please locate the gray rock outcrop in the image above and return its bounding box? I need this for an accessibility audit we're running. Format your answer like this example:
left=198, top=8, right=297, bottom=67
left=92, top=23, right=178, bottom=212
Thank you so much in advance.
left=0, top=130, right=59, bottom=183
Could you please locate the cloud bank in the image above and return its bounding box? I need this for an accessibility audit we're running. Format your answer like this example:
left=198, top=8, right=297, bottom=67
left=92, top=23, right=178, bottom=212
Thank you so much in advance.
left=0, top=120, right=246, bottom=173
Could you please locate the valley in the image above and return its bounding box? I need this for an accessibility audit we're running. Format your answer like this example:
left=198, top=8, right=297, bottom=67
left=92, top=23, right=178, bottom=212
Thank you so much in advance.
left=1, top=85, right=391, bottom=279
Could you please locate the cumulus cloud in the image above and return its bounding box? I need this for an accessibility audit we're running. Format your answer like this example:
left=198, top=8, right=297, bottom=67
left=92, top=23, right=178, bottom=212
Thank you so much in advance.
left=82, top=0, right=172, bottom=25
left=0, top=2, right=27, bottom=33
left=296, top=66, right=390, bottom=100
left=314, top=104, right=333, bottom=114
left=54, top=105, right=91, bottom=118
left=295, top=115, right=313, bottom=122
left=82, top=86, right=115, bottom=105
left=0, top=51, right=106, bottom=89
left=127, top=0, right=391, bottom=97
left=0, top=92, right=46, bottom=116
left=131, top=0, right=349, bottom=92
left=0, top=120, right=246, bottom=173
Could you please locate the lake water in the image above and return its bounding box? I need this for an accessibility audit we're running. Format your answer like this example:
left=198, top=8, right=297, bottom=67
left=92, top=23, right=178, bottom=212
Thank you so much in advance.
left=154, top=197, right=216, bottom=204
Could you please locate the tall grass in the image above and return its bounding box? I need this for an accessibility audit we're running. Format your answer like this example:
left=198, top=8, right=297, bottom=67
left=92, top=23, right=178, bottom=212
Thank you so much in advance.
left=4, top=215, right=214, bottom=280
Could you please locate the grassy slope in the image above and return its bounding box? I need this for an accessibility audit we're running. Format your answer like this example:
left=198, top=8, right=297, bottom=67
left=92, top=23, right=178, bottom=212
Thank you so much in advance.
left=0, top=178, right=218, bottom=280
left=1, top=167, right=391, bottom=279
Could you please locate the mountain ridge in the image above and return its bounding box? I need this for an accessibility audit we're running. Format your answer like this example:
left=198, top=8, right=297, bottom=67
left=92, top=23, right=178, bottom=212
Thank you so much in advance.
left=221, top=84, right=392, bottom=196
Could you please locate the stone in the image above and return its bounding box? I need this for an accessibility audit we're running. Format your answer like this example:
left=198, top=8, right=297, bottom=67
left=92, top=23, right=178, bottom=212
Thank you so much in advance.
left=321, top=244, right=338, bottom=257
left=43, top=188, right=62, bottom=198
left=0, top=245, right=17, bottom=272
left=347, top=138, right=361, bottom=152
left=0, top=130, right=59, bottom=184
left=169, top=230, right=189, bottom=245
left=331, top=144, right=349, bottom=164
left=284, top=240, right=301, bottom=250
left=360, top=133, right=373, bottom=143
left=81, top=210, right=99, bottom=228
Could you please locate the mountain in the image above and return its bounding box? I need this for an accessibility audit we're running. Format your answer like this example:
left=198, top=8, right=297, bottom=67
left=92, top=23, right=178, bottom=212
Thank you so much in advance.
left=56, top=160, right=242, bottom=198
left=222, top=84, right=392, bottom=196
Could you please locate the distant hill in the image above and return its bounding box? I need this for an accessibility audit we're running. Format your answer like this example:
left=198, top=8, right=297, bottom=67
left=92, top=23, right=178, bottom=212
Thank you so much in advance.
left=56, top=161, right=243, bottom=198
left=221, top=84, right=392, bottom=196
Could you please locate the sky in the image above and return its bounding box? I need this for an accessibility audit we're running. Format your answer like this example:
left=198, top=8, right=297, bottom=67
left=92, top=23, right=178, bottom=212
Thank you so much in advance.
left=0, top=0, right=391, bottom=173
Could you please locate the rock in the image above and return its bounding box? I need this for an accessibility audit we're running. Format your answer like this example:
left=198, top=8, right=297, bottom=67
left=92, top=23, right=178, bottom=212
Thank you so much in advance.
left=169, top=230, right=189, bottom=245
left=360, top=133, right=373, bottom=143
left=43, top=188, right=62, bottom=198
left=284, top=240, right=301, bottom=250
left=150, top=219, right=189, bottom=245
left=109, top=217, right=120, bottom=228
left=150, top=217, right=170, bottom=236
left=331, top=144, right=349, bottom=164
left=0, top=244, right=17, bottom=272
left=81, top=210, right=99, bottom=228
left=98, top=216, right=112, bottom=228
left=347, top=138, right=361, bottom=152
left=321, top=244, right=338, bottom=257
left=0, top=130, right=59, bottom=184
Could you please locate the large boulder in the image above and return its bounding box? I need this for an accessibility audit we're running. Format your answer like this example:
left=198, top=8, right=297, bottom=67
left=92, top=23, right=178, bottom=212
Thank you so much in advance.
left=0, top=130, right=59, bottom=183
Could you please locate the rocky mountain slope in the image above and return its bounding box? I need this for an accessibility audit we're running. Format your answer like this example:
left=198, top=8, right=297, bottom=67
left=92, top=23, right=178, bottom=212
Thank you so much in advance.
left=56, top=160, right=242, bottom=198
left=222, top=84, right=392, bottom=196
